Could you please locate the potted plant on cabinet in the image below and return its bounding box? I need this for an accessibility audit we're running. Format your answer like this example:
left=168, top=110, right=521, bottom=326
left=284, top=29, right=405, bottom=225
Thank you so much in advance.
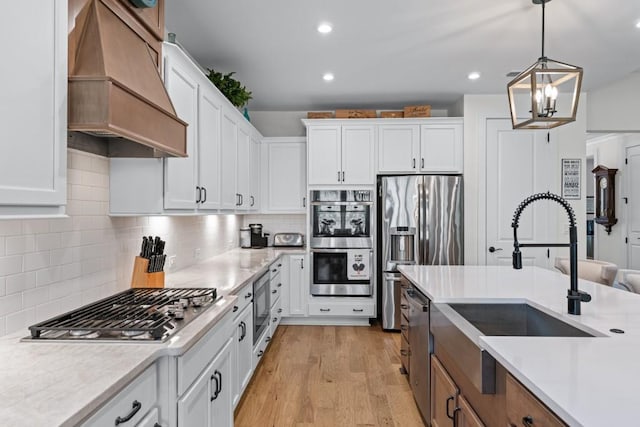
left=205, top=69, right=253, bottom=110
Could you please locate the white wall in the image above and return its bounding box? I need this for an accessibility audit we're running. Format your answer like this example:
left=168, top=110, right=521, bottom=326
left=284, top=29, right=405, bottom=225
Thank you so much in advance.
left=463, top=94, right=587, bottom=266
left=586, top=133, right=640, bottom=268
left=0, top=149, right=240, bottom=337
left=587, top=71, right=640, bottom=132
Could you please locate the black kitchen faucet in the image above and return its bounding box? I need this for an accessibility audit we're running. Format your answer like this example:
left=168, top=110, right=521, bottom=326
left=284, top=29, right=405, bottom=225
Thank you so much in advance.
left=511, top=192, right=591, bottom=315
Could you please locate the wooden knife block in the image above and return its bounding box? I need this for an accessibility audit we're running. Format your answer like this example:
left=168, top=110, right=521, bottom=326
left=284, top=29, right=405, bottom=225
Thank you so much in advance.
left=131, top=256, right=164, bottom=288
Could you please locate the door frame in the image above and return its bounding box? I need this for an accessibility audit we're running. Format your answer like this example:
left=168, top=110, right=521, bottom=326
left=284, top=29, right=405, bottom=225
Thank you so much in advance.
left=626, top=141, right=640, bottom=268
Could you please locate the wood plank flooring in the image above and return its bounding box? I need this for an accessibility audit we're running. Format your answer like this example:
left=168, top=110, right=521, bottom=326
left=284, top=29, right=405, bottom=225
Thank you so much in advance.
left=234, top=324, right=426, bottom=427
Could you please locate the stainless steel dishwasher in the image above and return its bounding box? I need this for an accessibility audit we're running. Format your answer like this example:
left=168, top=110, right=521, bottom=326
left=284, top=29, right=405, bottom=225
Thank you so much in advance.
left=405, top=282, right=431, bottom=423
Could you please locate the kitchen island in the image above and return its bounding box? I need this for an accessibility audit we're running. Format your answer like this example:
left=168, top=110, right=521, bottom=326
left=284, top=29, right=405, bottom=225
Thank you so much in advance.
left=399, top=265, right=640, bottom=427
left=0, top=247, right=301, bottom=427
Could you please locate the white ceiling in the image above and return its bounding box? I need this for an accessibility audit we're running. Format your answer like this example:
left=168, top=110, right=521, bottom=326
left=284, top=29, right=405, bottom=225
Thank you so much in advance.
left=165, top=0, right=640, bottom=111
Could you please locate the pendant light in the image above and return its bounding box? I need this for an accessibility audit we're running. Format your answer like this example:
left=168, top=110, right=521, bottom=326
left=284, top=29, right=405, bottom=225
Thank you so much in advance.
left=507, top=0, right=583, bottom=129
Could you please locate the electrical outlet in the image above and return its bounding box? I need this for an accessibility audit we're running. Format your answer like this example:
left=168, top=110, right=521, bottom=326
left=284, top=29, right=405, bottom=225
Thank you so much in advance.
left=168, top=255, right=176, bottom=269
left=194, top=248, right=201, bottom=260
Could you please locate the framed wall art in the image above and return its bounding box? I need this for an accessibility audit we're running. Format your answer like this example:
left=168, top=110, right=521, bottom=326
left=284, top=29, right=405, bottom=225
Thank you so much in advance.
left=561, top=158, right=581, bottom=200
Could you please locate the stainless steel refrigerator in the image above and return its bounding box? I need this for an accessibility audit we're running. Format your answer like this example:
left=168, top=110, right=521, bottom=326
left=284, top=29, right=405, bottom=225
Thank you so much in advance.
left=378, top=175, right=463, bottom=330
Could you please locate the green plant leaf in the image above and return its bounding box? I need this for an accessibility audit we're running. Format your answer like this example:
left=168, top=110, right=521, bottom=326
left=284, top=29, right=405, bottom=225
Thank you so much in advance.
left=206, top=68, right=253, bottom=108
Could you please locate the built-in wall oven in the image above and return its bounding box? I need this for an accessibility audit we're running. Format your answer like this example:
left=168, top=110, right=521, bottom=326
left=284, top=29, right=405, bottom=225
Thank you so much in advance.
left=310, top=248, right=374, bottom=296
left=253, top=271, right=270, bottom=345
left=310, top=189, right=374, bottom=296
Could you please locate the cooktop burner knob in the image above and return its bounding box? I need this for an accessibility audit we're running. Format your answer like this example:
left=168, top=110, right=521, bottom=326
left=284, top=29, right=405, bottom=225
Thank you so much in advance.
left=179, top=298, right=189, bottom=308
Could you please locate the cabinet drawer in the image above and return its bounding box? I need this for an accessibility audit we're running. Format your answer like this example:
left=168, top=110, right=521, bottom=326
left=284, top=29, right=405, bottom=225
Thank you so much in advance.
left=270, top=295, right=283, bottom=335
left=177, top=308, right=234, bottom=396
left=253, top=327, right=270, bottom=370
left=400, top=315, right=409, bottom=342
left=401, top=289, right=410, bottom=319
left=269, top=258, right=283, bottom=280
left=82, top=363, right=158, bottom=427
left=308, top=302, right=375, bottom=317
left=400, top=334, right=410, bottom=376
left=232, top=282, right=254, bottom=318
left=506, top=374, right=567, bottom=427
left=270, top=276, right=282, bottom=307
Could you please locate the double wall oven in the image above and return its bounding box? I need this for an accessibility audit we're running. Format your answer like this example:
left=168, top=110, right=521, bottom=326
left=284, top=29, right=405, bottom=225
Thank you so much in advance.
left=310, top=190, right=374, bottom=296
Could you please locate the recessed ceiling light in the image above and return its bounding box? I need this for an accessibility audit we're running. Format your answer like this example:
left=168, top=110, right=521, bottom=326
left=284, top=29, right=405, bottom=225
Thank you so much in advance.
left=636, top=20, right=640, bottom=29
left=468, top=72, right=481, bottom=80
left=317, top=23, right=333, bottom=34
left=323, top=73, right=334, bottom=82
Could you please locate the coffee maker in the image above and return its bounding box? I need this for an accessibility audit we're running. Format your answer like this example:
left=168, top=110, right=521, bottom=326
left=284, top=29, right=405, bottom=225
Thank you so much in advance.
left=249, top=224, right=268, bottom=248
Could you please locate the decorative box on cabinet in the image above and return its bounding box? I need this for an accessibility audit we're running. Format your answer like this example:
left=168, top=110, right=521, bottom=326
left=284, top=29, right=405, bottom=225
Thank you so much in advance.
left=262, top=138, right=307, bottom=213
left=0, top=1, right=67, bottom=217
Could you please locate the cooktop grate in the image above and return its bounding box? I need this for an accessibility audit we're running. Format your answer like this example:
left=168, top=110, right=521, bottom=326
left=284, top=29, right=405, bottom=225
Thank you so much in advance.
left=28, top=288, right=217, bottom=341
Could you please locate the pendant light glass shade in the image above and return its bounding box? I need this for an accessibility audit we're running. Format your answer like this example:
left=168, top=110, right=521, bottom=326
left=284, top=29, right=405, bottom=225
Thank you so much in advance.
left=507, top=0, right=583, bottom=129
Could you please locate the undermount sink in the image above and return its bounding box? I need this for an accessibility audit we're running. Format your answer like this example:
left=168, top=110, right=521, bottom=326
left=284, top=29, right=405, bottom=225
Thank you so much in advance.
left=430, top=302, right=599, bottom=395
left=447, top=303, right=595, bottom=338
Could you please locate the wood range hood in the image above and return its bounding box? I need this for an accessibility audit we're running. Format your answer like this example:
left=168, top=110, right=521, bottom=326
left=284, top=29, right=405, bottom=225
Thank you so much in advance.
left=68, top=0, right=187, bottom=157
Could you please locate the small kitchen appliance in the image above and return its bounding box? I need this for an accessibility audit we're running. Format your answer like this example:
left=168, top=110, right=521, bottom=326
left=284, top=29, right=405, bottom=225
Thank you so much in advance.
left=249, top=223, right=268, bottom=248
left=240, top=227, right=251, bottom=248
left=272, top=232, right=304, bottom=247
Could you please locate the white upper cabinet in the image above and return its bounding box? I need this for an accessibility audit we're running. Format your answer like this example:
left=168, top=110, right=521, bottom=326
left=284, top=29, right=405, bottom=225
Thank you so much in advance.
left=220, top=112, right=238, bottom=210
left=378, top=124, right=420, bottom=172
left=306, top=123, right=374, bottom=186
left=198, top=85, right=222, bottom=210
left=307, top=126, right=342, bottom=185
left=262, top=138, right=307, bottom=213
left=341, top=126, right=375, bottom=184
left=0, top=1, right=67, bottom=217
left=236, top=124, right=251, bottom=210
left=377, top=118, right=463, bottom=174
left=163, top=51, right=199, bottom=210
left=420, top=121, right=463, bottom=173
left=249, top=132, right=262, bottom=211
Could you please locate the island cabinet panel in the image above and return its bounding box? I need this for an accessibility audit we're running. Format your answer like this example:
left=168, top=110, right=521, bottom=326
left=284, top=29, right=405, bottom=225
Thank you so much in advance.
left=431, top=355, right=459, bottom=427
left=456, top=395, right=485, bottom=427
left=506, top=374, right=567, bottom=427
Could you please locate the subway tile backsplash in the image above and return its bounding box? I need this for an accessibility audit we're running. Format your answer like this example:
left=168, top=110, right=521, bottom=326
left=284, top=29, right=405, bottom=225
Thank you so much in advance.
left=0, top=149, right=244, bottom=337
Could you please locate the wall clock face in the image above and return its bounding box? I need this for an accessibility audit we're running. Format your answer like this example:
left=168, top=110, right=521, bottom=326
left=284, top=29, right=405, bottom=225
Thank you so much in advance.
left=599, top=177, right=608, bottom=189
left=129, top=0, right=157, bottom=8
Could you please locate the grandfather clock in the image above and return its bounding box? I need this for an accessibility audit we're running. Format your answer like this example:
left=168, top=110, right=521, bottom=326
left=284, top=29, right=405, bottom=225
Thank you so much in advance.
left=592, top=165, right=618, bottom=234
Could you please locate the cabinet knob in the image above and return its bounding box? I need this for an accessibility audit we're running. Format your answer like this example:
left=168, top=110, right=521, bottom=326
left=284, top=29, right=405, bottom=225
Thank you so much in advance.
left=522, top=416, right=534, bottom=427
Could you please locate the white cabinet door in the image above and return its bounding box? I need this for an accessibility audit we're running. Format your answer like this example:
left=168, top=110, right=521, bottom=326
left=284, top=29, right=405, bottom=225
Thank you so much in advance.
left=0, top=1, right=66, bottom=214
left=163, top=51, right=199, bottom=210
left=210, top=338, right=233, bottom=427
left=220, top=112, right=238, bottom=210
left=263, top=140, right=307, bottom=212
left=342, top=126, right=375, bottom=184
left=378, top=125, right=420, bottom=173
left=420, top=122, right=463, bottom=173
left=233, top=304, right=254, bottom=408
left=308, top=126, right=342, bottom=185
left=178, top=337, right=233, bottom=427
left=627, top=145, right=640, bottom=269
left=287, top=254, right=308, bottom=317
left=249, top=133, right=262, bottom=211
left=198, top=86, right=222, bottom=210
left=236, top=124, right=251, bottom=210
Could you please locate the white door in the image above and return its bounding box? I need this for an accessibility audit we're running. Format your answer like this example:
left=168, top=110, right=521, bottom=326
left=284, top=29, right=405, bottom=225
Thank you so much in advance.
left=485, top=119, right=555, bottom=267
left=265, top=141, right=306, bottom=212
left=220, top=112, right=238, bottom=210
left=198, top=88, right=221, bottom=210
left=342, top=126, right=375, bottom=185
left=308, top=126, right=341, bottom=185
left=378, top=125, right=420, bottom=172
left=627, top=145, right=640, bottom=269
left=164, top=54, right=198, bottom=210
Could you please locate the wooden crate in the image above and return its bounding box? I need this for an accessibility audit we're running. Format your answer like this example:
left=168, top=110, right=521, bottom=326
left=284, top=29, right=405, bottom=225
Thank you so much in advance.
left=335, top=109, right=377, bottom=119
left=307, top=111, right=334, bottom=119
left=380, top=111, right=404, bottom=118
left=403, top=105, right=431, bottom=118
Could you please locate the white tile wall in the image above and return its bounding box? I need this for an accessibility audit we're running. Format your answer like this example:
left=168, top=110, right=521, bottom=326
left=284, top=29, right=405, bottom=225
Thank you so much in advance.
left=0, top=149, right=240, bottom=337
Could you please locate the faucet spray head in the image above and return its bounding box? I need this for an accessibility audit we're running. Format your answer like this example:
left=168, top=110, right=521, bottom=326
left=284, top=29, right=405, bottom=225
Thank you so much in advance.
left=513, top=249, right=523, bottom=269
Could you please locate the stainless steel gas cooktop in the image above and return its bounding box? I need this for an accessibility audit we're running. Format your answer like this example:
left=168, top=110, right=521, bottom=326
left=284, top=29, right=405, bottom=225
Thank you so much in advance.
left=26, top=288, right=218, bottom=342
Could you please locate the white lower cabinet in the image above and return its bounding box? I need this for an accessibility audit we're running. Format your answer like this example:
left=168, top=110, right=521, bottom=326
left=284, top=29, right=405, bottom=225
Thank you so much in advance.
left=81, top=363, right=159, bottom=427
left=286, top=254, right=308, bottom=317
left=270, top=294, right=283, bottom=336
left=178, top=337, right=233, bottom=427
left=135, top=407, right=159, bottom=427
left=308, top=299, right=375, bottom=317
left=232, top=303, right=254, bottom=409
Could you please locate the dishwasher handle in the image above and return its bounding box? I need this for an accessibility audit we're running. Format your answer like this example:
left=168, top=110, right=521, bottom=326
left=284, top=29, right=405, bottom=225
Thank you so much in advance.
left=406, top=289, right=429, bottom=312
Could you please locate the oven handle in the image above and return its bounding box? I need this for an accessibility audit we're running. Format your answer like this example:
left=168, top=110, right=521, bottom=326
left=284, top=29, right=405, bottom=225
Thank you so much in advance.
left=310, top=201, right=373, bottom=206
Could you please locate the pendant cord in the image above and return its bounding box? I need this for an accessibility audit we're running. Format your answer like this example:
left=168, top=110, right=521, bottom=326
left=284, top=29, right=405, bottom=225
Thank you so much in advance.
left=541, top=0, right=546, bottom=59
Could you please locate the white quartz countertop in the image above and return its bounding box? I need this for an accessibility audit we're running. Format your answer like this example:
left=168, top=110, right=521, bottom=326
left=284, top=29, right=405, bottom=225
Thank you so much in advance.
left=399, top=265, right=640, bottom=427
left=0, top=247, right=299, bottom=427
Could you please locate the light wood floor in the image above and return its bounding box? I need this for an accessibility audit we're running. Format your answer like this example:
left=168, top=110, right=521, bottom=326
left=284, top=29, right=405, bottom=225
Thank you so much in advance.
left=234, top=324, right=426, bottom=427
